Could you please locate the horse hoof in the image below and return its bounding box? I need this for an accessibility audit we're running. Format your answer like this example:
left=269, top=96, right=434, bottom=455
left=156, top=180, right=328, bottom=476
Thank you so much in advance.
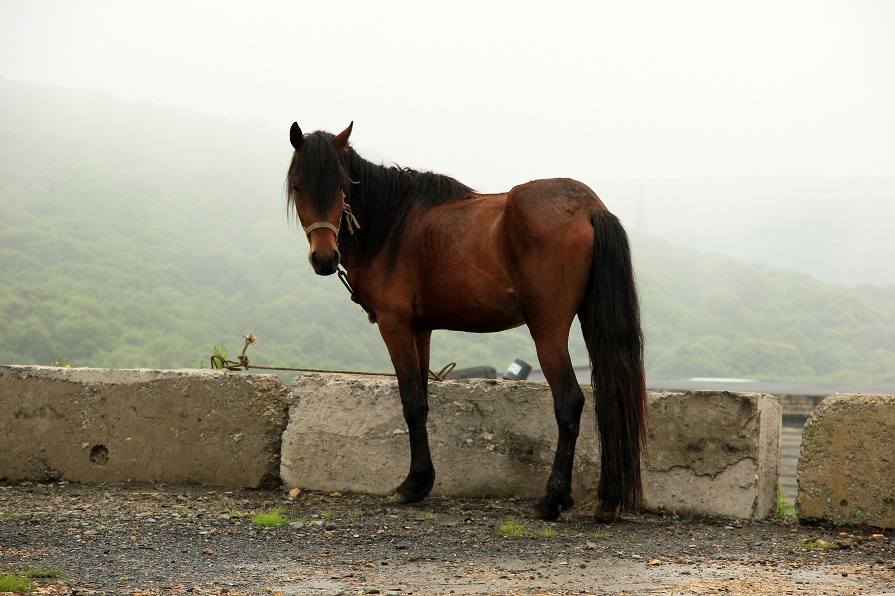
left=527, top=507, right=559, bottom=521
left=593, top=508, right=619, bottom=523
left=389, top=492, right=412, bottom=505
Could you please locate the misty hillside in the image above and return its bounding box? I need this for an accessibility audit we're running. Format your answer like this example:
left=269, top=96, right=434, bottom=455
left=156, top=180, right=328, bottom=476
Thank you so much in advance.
left=2, top=79, right=894, bottom=383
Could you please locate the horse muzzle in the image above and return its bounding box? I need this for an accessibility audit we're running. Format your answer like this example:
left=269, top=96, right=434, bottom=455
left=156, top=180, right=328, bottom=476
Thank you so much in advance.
left=304, top=220, right=342, bottom=276
left=308, top=247, right=340, bottom=276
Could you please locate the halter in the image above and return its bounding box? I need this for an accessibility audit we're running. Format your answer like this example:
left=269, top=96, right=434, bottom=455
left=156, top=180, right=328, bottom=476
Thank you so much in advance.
left=302, top=190, right=361, bottom=240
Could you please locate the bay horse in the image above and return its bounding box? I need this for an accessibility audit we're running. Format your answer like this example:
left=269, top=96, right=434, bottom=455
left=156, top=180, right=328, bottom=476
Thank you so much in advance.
left=286, top=122, right=647, bottom=520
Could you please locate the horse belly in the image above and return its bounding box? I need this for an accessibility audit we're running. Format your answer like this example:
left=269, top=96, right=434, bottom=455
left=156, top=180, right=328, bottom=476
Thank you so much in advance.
left=410, top=199, right=524, bottom=332
left=418, top=282, right=524, bottom=333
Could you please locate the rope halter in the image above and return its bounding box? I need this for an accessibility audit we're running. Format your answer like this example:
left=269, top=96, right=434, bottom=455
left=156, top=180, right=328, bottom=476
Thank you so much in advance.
left=302, top=190, right=361, bottom=240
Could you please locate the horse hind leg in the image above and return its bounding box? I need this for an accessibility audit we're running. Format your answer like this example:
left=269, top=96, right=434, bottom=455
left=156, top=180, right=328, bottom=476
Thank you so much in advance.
left=527, top=328, right=585, bottom=521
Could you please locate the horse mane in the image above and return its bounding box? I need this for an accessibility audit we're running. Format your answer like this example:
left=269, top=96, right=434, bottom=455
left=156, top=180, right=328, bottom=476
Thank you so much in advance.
left=341, top=148, right=475, bottom=263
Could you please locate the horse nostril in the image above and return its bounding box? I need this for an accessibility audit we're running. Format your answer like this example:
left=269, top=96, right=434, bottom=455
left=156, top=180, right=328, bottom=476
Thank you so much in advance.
left=308, top=250, right=340, bottom=275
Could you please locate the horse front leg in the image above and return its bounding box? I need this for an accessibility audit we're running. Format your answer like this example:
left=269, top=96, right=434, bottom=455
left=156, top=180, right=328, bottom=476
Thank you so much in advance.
left=380, top=324, right=436, bottom=504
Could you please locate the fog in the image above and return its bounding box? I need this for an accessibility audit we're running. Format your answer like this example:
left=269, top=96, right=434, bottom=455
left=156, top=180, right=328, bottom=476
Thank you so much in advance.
left=2, top=0, right=894, bottom=285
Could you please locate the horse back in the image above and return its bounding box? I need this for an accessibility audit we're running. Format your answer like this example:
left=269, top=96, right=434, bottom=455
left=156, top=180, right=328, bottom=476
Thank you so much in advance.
left=502, top=177, right=604, bottom=254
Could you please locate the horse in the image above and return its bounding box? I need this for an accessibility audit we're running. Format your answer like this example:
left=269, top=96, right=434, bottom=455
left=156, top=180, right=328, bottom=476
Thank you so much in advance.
left=285, top=122, right=647, bottom=520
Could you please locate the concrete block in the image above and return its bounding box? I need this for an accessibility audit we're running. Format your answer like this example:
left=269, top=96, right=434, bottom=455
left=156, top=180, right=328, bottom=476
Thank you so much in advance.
left=644, top=390, right=781, bottom=519
left=797, top=393, right=895, bottom=528
left=281, top=374, right=781, bottom=519
left=0, top=365, right=289, bottom=488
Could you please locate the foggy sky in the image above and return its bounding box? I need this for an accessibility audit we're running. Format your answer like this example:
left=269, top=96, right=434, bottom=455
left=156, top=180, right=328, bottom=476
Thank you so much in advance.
left=1, top=1, right=893, bottom=192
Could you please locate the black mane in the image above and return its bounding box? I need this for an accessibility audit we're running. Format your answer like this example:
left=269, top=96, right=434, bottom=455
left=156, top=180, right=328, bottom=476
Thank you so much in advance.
left=287, top=131, right=475, bottom=264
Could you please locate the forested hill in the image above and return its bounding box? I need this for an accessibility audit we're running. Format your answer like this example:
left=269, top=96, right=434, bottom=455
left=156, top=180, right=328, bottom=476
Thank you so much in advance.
left=2, top=79, right=894, bottom=383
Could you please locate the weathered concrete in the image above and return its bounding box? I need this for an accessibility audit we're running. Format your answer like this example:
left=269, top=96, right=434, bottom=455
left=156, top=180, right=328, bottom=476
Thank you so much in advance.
left=644, top=390, right=781, bottom=519
left=797, top=393, right=895, bottom=528
left=282, top=374, right=781, bottom=519
left=0, top=365, right=288, bottom=488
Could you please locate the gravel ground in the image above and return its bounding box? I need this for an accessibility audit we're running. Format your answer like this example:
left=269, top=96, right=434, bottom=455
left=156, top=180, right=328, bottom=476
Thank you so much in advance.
left=1, top=482, right=893, bottom=596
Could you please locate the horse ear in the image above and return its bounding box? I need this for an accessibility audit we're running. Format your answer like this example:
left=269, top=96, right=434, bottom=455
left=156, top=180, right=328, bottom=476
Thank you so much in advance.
left=290, top=122, right=303, bottom=150
left=333, top=121, right=353, bottom=151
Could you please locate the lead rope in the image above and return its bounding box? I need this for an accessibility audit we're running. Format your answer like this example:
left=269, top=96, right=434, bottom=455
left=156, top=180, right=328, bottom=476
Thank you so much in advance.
left=210, top=333, right=456, bottom=382
left=335, top=197, right=372, bottom=322
left=338, top=267, right=377, bottom=324
left=342, top=200, right=360, bottom=235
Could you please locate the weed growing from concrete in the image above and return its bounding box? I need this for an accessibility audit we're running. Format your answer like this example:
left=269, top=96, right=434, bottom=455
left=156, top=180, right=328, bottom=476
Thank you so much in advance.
left=498, top=519, right=526, bottom=538
left=775, top=484, right=796, bottom=520
left=201, top=345, right=228, bottom=369
left=251, top=506, right=288, bottom=527
left=54, top=351, right=70, bottom=368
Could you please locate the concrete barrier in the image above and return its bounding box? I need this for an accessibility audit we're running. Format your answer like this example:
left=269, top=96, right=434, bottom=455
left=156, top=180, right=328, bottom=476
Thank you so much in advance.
left=797, top=393, right=895, bottom=528
left=281, top=374, right=781, bottom=519
left=0, top=365, right=288, bottom=488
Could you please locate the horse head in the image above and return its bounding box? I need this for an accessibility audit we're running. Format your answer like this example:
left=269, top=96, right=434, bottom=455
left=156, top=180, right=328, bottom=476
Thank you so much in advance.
left=287, top=121, right=355, bottom=276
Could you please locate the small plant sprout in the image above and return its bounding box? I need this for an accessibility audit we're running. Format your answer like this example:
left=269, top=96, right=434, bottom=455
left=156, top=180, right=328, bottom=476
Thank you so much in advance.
left=54, top=351, right=71, bottom=368
left=498, top=518, right=526, bottom=538
left=536, top=527, right=556, bottom=538
left=221, top=499, right=240, bottom=519
left=775, top=484, right=796, bottom=520
left=251, top=506, right=289, bottom=527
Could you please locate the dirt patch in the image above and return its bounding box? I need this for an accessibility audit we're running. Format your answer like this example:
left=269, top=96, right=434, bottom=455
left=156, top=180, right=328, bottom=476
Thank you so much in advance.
left=1, top=482, right=893, bottom=595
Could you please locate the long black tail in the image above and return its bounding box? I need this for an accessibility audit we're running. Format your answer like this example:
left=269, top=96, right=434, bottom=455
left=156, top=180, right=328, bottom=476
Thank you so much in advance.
left=580, top=209, right=648, bottom=514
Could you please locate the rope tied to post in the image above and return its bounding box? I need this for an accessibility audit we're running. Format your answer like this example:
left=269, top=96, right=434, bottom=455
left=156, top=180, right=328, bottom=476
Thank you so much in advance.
left=209, top=333, right=456, bottom=382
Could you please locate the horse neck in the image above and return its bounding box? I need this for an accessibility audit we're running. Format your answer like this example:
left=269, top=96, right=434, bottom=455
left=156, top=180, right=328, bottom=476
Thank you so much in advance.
left=339, top=149, right=473, bottom=267
left=339, top=152, right=405, bottom=260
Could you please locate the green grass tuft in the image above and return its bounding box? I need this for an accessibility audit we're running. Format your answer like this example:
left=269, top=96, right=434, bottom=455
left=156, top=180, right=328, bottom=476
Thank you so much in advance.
left=251, top=506, right=289, bottom=527
left=498, top=518, right=526, bottom=538
left=0, top=572, right=32, bottom=593
left=25, top=567, right=63, bottom=579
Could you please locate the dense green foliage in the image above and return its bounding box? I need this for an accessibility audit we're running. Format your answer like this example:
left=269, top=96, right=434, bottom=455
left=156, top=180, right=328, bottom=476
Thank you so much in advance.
left=2, top=79, right=893, bottom=382
left=634, top=237, right=895, bottom=381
